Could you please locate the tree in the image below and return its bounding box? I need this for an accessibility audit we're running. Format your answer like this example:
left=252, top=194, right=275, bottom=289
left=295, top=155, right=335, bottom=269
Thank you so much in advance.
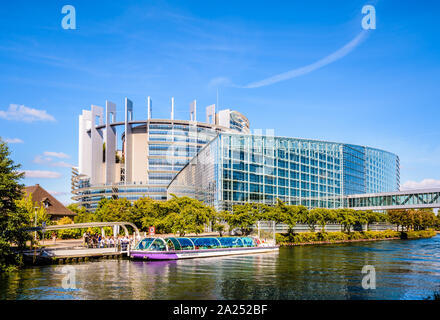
left=69, top=203, right=97, bottom=224
left=212, top=210, right=228, bottom=237
left=272, top=199, right=298, bottom=233
left=336, top=209, right=357, bottom=232
left=131, top=197, right=171, bottom=232
left=387, top=209, right=406, bottom=231
left=164, top=196, right=215, bottom=236
left=0, top=138, right=31, bottom=272
left=16, top=194, right=50, bottom=229
left=226, top=203, right=259, bottom=236
left=95, top=198, right=132, bottom=222
left=56, top=216, right=79, bottom=239
left=314, top=208, right=335, bottom=232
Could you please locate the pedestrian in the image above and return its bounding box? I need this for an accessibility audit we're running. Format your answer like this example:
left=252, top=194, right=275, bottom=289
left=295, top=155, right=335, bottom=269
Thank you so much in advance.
left=52, top=232, right=57, bottom=244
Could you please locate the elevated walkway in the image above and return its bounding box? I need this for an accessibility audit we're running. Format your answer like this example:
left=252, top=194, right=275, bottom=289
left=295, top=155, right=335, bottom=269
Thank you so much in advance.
left=345, top=188, right=440, bottom=210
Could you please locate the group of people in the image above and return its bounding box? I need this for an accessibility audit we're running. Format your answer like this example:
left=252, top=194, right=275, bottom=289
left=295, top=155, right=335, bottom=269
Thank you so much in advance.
left=83, top=232, right=132, bottom=250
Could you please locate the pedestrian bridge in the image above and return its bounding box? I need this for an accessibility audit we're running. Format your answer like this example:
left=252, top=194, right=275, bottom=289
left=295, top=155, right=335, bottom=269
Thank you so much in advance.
left=344, top=188, right=440, bottom=211
left=31, top=221, right=140, bottom=237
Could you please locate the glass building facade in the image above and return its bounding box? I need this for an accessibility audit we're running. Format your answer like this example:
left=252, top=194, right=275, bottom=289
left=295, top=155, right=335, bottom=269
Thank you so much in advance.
left=168, top=133, right=400, bottom=211
left=73, top=115, right=249, bottom=211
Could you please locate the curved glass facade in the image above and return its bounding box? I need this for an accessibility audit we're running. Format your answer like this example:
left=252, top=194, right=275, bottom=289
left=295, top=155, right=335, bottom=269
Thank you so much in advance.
left=73, top=117, right=248, bottom=210
left=167, top=133, right=400, bottom=211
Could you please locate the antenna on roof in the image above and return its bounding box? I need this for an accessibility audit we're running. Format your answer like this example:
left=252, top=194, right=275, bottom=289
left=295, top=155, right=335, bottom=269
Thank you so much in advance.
left=171, top=97, right=174, bottom=120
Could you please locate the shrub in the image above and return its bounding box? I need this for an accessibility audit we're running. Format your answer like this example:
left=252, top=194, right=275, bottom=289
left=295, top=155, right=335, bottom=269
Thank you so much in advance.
left=275, top=229, right=434, bottom=245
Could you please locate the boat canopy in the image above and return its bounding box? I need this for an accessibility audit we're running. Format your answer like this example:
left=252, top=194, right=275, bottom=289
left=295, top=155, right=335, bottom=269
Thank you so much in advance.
left=134, top=237, right=258, bottom=251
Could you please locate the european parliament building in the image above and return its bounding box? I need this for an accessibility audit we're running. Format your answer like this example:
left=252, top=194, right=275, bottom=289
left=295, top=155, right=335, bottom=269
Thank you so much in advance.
left=72, top=98, right=400, bottom=211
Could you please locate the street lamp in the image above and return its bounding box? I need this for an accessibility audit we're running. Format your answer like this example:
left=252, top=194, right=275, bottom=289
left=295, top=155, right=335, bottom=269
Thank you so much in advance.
left=34, top=206, right=38, bottom=241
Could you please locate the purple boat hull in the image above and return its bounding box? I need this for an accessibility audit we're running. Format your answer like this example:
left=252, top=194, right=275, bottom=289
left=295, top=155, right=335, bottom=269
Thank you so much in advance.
left=130, top=246, right=279, bottom=260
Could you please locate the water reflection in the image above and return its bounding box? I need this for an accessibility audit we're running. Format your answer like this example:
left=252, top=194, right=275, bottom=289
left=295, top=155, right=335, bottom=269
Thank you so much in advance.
left=1, top=235, right=440, bottom=300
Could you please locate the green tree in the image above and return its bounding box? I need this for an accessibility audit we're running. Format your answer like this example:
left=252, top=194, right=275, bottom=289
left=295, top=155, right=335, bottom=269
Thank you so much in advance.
left=313, top=208, right=335, bottom=232
left=69, top=203, right=97, bottom=224
left=387, top=209, right=405, bottom=231
left=272, top=199, right=298, bottom=233
left=131, top=197, right=171, bottom=232
left=0, top=138, right=31, bottom=272
left=226, top=203, right=259, bottom=236
left=212, top=210, right=228, bottom=237
left=95, top=198, right=132, bottom=222
left=165, top=196, right=215, bottom=236
left=336, top=209, right=357, bottom=232
left=56, top=216, right=80, bottom=239
left=16, top=194, right=50, bottom=229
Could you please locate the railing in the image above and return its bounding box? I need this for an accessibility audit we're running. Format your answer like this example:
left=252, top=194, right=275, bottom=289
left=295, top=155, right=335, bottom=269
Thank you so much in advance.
left=253, top=221, right=397, bottom=233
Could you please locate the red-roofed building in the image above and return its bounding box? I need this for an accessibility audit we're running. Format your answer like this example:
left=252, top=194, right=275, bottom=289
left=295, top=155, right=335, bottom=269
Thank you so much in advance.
left=24, top=184, right=76, bottom=221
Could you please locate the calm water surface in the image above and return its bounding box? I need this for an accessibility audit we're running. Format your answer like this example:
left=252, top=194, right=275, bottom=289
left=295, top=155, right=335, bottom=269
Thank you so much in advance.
left=1, top=235, right=440, bottom=300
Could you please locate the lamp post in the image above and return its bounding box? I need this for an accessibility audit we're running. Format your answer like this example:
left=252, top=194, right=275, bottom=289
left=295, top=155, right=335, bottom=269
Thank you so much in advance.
left=34, top=206, right=38, bottom=241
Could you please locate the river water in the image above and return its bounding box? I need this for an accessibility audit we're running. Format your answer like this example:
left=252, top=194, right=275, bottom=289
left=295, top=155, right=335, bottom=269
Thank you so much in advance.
left=1, top=235, right=440, bottom=300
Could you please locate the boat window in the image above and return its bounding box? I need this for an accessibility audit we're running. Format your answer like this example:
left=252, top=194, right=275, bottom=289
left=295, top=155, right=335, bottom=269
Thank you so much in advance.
left=149, top=238, right=167, bottom=251
left=218, top=237, right=243, bottom=248
left=135, top=238, right=155, bottom=250
left=241, top=237, right=255, bottom=247
left=166, top=237, right=182, bottom=250
left=193, top=237, right=222, bottom=249
left=175, top=238, right=195, bottom=250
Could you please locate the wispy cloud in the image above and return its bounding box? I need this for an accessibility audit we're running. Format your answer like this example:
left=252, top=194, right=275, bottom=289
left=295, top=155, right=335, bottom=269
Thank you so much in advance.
left=243, top=30, right=369, bottom=88
left=208, top=77, right=233, bottom=88
left=43, top=151, right=70, bottom=159
left=33, top=153, right=72, bottom=168
left=401, top=179, right=440, bottom=190
left=22, top=170, right=62, bottom=179
left=0, top=104, right=56, bottom=122
left=3, top=137, right=23, bottom=144
left=48, top=190, right=69, bottom=196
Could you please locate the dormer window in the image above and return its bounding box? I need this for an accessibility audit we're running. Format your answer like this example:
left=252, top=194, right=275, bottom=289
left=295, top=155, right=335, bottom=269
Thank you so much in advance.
left=42, top=198, right=51, bottom=208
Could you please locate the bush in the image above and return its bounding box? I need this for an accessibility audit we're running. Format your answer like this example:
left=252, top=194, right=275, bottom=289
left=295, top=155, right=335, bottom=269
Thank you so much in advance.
left=56, top=217, right=81, bottom=240
left=0, top=239, right=22, bottom=272
left=403, top=230, right=436, bottom=239
left=275, top=229, right=435, bottom=245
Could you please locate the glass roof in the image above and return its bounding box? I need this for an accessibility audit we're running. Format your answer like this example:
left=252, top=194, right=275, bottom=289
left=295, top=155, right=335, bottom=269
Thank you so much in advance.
left=135, top=237, right=257, bottom=251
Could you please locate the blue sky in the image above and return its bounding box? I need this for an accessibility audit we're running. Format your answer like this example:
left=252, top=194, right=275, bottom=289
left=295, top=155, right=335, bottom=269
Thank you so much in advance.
left=1, top=0, right=439, bottom=204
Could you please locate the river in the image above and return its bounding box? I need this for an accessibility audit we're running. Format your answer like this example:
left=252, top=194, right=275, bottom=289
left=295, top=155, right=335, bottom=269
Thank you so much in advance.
left=1, top=235, right=439, bottom=300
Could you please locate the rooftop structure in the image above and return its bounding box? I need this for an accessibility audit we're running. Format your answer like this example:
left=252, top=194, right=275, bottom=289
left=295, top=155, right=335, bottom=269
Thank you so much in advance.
left=72, top=97, right=250, bottom=210
left=24, top=184, right=75, bottom=220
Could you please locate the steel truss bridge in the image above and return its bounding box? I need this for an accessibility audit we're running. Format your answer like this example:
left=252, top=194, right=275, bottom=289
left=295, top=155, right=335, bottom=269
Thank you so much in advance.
left=345, top=188, right=440, bottom=211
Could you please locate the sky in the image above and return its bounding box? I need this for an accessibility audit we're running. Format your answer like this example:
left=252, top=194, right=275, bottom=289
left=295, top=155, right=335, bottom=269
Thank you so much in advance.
left=0, top=0, right=439, bottom=205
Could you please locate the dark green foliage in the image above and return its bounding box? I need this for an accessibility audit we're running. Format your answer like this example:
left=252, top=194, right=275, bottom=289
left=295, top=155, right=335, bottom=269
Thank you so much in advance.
left=0, top=138, right=31, bottom=272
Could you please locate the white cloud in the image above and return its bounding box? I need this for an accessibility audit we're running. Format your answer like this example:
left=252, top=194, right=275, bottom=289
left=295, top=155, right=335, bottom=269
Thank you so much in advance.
left=4, top=137, right=23, bottom=144
left=244, top=30, right=369, bottom=88
left=33, top=154, right=72, bottom=168
left=401, top=179, right=440, bottom=190
left=0, top=104, right=56, bottom=122
left=50, top=161, right=72, bottom=168
left=22, top=170, right=62, bottom=179
left=48, top=190, right=69, bottom=196
left=33, top=155, right=52, bottom=164
left=43, top=151, right=69, bottom=159
left=208, top=77, right=233, bottom=88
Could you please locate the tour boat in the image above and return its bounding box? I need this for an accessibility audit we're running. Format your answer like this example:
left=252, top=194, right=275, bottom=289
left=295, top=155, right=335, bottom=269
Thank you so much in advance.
left=130, top=236, right=279, bottom=260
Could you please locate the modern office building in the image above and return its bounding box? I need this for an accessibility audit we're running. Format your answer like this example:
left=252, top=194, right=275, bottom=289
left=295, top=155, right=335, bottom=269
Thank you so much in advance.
left=167, top=133, right=400, bottom=211
left=72, top=97, right=400, bottom=212
left=71, top=97, right=250, bottom=210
